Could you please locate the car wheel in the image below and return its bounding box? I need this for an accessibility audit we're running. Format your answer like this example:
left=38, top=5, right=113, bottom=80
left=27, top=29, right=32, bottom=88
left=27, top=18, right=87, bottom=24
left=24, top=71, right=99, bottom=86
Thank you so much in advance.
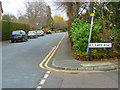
left=11, top=40, right=14, bottom=43
left=22, top=38, right=26, bottom=42
left=26, top=38, right=28, bottom=41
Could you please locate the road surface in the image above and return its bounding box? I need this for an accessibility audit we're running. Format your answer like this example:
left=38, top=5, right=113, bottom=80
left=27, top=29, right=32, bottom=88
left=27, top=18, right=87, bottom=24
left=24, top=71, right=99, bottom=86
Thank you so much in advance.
left=2, top=32, right=119, bottom=89
left=2, top=33, right=65, bottom=88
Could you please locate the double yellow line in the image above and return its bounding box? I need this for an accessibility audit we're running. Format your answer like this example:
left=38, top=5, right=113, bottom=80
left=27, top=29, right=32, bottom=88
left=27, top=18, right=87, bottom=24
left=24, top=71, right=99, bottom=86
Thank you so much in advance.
left=39, top=33, right=65, bottom=70
left=39, top=46, right=56, bottom=70
left=39, top=34, right=120, bottom=73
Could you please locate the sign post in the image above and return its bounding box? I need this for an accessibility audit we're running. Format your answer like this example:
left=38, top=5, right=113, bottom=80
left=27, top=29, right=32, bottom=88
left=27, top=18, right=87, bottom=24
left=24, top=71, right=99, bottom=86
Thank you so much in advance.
left=88, top=43, right=112, bottom=61
left=87, top=13, right=95, bottom=53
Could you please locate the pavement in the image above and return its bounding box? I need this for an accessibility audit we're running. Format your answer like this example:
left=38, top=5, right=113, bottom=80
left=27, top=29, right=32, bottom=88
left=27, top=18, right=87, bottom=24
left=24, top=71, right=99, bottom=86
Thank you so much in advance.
left=52, top=33, right=120, bottom=71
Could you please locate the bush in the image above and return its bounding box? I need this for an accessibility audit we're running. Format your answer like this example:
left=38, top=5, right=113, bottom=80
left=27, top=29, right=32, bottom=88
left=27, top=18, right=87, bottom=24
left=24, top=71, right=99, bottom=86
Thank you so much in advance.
left=70, top=18, right=102, bottom=52
left=70, top=18, right=120, bottom=61
left=108, top=29, right=120, bottom=52
left=1, top=20, right=30, bottom=40
left=70, top=18, right=89, bottom=51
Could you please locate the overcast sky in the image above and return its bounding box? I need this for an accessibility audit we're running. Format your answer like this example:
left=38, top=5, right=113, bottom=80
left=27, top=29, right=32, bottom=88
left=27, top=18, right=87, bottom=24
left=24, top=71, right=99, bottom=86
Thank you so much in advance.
left=1, top=0, right=68, bottom=20
left=1, top=0, right=25, bottom=16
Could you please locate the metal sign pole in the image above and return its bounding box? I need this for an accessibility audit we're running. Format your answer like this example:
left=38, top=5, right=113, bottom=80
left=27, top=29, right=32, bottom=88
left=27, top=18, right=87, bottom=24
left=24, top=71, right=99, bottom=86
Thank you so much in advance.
left=87, top=15, right=94, bottom=53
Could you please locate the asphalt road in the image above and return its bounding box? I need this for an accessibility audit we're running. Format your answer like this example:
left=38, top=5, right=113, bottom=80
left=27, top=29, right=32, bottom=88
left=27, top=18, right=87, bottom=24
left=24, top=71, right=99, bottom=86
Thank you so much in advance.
left=2, top=32, right=119, bottom=89
left=2, top=32, right=65, bottom=88
left=41, top=71, right=119, bottom=89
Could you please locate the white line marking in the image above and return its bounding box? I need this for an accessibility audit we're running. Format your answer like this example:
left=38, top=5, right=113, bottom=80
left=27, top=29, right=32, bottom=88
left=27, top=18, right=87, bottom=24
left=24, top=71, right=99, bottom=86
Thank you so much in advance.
left=37, top=86, right=42, bottom=88
left=36, top=67, right=51, bottom=89
left=46, top=71, right=51, bottom=74
left=43, top=74, right=49, bottom=79
left=39, top=79, right=46, bottom=85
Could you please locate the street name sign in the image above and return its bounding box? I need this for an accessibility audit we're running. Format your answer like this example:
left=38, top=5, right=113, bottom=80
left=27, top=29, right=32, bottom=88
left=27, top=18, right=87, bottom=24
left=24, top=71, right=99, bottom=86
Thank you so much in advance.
left=89, top=43, right=112, bottom=48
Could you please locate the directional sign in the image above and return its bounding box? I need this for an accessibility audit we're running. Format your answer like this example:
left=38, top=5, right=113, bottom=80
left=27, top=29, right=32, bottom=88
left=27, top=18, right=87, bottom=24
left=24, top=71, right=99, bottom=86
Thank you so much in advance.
left=90, top=13, right=95, bottom=16
left=89, top=43, right=112, bottom=48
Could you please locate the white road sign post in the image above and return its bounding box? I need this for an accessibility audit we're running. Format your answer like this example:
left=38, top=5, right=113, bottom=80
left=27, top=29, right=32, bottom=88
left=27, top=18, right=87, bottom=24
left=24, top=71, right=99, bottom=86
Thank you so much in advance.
left=88, top=43, right=112, bottom=61
left=87, top=13, right=94, bottom=53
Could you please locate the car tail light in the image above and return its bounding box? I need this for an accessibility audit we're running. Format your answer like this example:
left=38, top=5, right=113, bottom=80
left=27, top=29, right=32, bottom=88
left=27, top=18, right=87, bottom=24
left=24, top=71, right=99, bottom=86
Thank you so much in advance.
left=20, top=34, right=23, bottom=36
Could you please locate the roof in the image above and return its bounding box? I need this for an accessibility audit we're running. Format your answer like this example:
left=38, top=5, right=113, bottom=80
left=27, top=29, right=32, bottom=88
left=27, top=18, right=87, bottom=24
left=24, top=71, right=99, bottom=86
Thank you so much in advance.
left=0, top=1, right=3, bottom=13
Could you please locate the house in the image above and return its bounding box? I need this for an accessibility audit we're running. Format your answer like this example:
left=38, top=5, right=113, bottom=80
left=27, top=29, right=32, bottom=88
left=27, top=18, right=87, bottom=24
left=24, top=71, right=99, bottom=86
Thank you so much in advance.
left=0, top=1, right=3, bottom=20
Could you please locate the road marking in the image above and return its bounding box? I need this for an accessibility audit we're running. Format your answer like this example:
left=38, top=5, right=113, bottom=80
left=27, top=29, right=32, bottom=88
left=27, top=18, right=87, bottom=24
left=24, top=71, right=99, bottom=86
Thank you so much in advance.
left=37, top=86, right=42, bottom=88
left=44, top=50, right=120, bottom=73
left=46, top=71, right=51, bottom=74
left=39, top=79, right=46, bottom=85
left=39, top=33, right=65, bottom=70
left=39, top=33, right=120, bottom=73
left=44, top=47, right=58, bottom=69
left=44, top=34, right=66, bottom=69
left=56, top=33, right=66, bottom=48
left=43, top=74, right=49, bottom=79
left=36, top=70, right=51, bottom=89
left=45, top=59, right=120, bottom=73
left=39, top=46, right=56, bottom=69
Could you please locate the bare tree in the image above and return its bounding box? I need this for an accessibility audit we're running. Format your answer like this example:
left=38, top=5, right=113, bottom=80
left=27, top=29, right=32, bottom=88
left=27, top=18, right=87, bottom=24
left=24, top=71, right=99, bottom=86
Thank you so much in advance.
left=54, top=2, right=89, bottom=30
left=20, top=0, right=52, bottom=29
left=54, top=1, right=89, bottom=46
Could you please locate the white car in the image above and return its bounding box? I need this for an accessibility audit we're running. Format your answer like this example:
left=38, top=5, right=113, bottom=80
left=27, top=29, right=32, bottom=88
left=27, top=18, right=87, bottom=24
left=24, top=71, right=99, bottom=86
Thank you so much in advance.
left=28, top=31, right=37, bottom=39
left=37, top=30, right=44, bottom=36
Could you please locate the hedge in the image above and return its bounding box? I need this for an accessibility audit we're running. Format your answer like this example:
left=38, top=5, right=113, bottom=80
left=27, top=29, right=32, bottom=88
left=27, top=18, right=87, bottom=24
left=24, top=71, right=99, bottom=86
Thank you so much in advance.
left=70, top=18, right=120, bottom=60
left=0, top=20, right=30, bottom=40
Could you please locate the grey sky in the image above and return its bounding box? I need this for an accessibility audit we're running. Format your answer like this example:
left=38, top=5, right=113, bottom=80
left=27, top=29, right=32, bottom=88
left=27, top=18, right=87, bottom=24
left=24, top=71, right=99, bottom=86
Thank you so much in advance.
left=1, top=0, right=116, bottom=20
left=1, top=0, right=68, bottom=20
left=1, top=0, right=25, bottom=16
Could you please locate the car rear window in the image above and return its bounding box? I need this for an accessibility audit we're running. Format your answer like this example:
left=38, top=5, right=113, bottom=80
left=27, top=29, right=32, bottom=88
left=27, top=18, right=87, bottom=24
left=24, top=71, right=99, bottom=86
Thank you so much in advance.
left=12, top=31, right=21, bottom=35
left=28, top=31, right=36, bottom=34
left=37, top=30, right=43, bottom=33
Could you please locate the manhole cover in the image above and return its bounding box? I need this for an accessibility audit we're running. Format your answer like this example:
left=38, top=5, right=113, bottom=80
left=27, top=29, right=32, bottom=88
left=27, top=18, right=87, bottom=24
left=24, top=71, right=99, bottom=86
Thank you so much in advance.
left=70, top=72, right=78, bottom=74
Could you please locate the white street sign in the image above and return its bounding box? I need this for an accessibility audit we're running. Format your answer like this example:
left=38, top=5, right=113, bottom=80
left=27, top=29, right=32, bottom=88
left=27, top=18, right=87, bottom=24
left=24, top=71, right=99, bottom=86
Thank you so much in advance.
left=89, top=43, right=112, bottom=48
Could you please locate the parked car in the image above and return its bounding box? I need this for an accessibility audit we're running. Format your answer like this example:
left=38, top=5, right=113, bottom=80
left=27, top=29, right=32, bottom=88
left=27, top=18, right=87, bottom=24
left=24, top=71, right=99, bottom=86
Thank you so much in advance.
left=10, top=30, right=28, bottom=43
left=37, top=30, right=44, bottom=36
left=28, top=31, right=37, bottom=39
left=46, top=30, right=52, bottom=34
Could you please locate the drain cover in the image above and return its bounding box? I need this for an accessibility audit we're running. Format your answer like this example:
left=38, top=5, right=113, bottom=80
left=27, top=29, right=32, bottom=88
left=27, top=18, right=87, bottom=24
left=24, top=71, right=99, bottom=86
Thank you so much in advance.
left=70, top=72, right=78, bottom=74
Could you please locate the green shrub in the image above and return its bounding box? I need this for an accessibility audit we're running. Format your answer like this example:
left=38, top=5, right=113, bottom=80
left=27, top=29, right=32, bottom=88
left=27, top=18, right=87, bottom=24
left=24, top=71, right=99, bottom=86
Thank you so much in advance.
left=70, top=18, right=102, bottom=52
left=70, top=18, right=120, bottom=60
left=1, top=20, right=30, bottom=40
left=108, top=29, right=120, bottom=52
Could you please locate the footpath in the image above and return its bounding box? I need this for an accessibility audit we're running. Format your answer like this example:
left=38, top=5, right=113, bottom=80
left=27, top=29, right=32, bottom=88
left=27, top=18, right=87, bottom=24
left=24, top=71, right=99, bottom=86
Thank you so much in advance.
left=52, top=33, right=120, bottom=71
